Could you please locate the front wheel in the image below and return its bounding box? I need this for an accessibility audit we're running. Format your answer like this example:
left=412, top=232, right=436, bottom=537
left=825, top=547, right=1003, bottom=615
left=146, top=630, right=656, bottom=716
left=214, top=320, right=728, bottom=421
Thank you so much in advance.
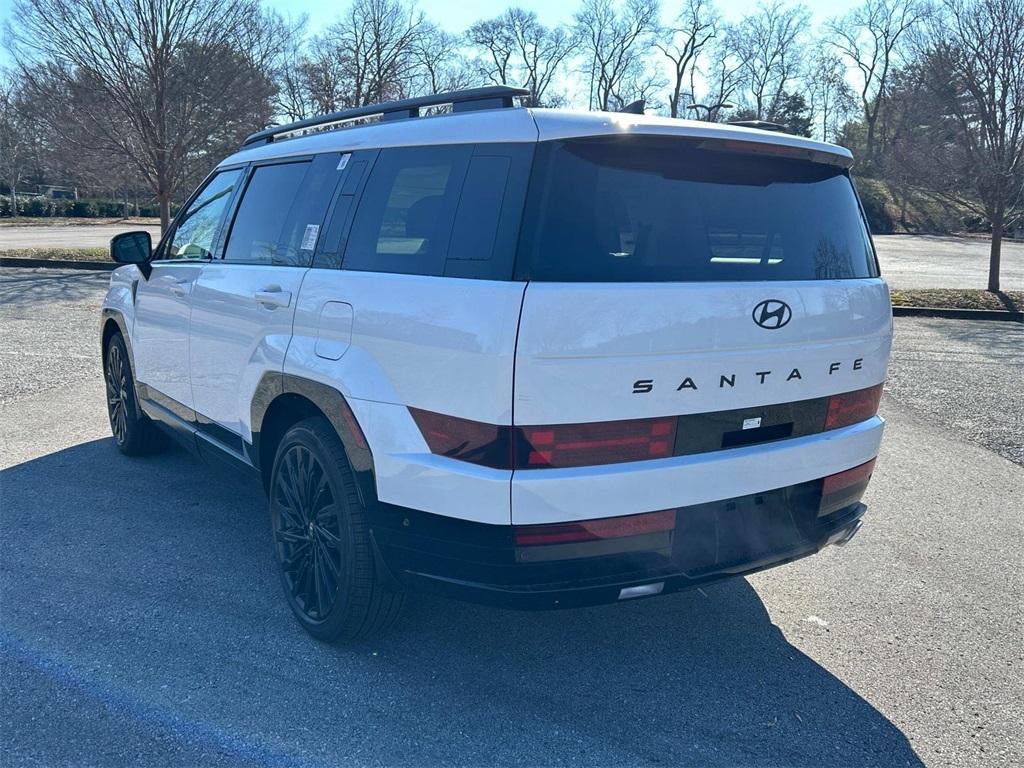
left=269, top=417, right=404, bottom=641
left=104, top=333, right=166, bottom=456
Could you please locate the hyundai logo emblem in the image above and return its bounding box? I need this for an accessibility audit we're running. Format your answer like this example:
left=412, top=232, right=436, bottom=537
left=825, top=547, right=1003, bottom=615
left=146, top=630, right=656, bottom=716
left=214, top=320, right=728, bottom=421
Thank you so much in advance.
left=752, top=299, right=792, bottom=329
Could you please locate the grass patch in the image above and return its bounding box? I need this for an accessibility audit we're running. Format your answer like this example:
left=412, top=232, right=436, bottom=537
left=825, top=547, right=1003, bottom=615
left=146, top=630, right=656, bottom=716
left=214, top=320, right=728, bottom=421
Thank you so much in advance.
left=890, top=288, right=1023, bottom=311
left=1, top=247, right=109, bottom=262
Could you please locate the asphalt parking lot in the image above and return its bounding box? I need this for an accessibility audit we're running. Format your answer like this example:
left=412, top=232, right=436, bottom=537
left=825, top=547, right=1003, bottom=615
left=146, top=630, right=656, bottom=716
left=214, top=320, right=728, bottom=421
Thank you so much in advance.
left=1, top=268, right=1022, bottom=767
left=0, top=222, right=162, bottom=250
left=872, top=235, right=1024, bottom=290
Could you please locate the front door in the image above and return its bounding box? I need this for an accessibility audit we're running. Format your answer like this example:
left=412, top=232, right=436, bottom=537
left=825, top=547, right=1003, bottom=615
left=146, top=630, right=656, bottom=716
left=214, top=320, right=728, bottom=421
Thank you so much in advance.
left=189, top=155, right=343, bottom=443
left=133, top=169, right=243, bottom=413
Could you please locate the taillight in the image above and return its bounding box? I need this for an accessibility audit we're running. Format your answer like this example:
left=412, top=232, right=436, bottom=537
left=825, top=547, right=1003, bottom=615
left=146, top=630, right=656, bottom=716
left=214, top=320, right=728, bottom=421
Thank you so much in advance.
left=409, top=409, right=677, bottom=470
left=820, top=458, right=876, bottom=516
left=517, top=417, right=677, bottom=469
left=825, top=384, right=883, bottom=430
left=513, top=510, right=676, bottom=546
left=408, top=407, right=512, bottom=468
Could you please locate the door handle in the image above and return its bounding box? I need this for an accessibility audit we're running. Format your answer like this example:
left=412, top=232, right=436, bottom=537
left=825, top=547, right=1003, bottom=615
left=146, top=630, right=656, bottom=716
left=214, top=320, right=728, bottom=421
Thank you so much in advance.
left=254, top=288, right=292, bottom=309
left=168, top=279, right=191, bottom=297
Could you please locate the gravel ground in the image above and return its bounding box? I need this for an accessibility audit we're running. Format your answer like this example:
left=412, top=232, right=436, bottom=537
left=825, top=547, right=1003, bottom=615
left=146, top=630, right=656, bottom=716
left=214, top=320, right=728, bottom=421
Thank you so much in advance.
left=874, top=235, right=1024, bottom=291
left=886, top=318, right=1024, bottom=465
left=0, top=269, right=108, bottom=404
left=1, top=267, right=1022, bottom=767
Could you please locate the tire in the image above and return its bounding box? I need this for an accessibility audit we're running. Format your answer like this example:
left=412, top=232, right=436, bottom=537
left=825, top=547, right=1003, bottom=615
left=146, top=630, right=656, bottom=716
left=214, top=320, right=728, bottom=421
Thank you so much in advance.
left=269, top=416, right=405, bottom=642
left=104, top=332, right=166, bottom=456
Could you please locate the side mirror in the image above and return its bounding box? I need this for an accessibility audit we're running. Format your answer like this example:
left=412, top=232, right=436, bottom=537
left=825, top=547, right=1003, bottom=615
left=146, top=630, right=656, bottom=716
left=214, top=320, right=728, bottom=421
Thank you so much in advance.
left=110, top=230, right=153, bottom=278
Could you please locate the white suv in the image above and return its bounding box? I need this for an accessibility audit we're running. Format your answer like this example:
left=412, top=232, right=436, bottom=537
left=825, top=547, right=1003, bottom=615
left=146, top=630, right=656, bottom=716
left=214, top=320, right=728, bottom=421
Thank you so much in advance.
left=101, top=86, right=891, bottom=641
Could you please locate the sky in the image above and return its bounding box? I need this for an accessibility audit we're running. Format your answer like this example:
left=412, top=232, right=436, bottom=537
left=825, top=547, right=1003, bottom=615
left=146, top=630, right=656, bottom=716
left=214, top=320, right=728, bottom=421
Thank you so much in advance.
left=261, top=0, right=861, bottom=35
left=0, top=0, right=862, bottom=67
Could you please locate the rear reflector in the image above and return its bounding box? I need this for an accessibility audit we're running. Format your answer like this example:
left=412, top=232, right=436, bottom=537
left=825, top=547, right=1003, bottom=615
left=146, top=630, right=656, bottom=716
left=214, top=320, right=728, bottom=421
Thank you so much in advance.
left=820, top=458, right=876, bottom=516
left=513, top=509, right=676, bottom=546
left=825, top=384, right=883, bottom=430
left=822, top=458, right=876, bottom=497
left=518, top=417, right=677, bottom=469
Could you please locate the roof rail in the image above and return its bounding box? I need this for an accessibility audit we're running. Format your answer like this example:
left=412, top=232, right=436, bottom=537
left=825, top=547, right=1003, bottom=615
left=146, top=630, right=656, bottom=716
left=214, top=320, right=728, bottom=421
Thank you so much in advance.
left=241, top=86, right=531, bottom=148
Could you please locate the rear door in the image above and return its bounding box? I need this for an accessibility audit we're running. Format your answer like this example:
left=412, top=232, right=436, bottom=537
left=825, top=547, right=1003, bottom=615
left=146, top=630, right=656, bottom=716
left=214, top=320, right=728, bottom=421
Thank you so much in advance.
left=133, top=169, right=243, bottom=413
left=188, top=154, right=344, bottom=446
left=510, top=138, right=891, bottom=520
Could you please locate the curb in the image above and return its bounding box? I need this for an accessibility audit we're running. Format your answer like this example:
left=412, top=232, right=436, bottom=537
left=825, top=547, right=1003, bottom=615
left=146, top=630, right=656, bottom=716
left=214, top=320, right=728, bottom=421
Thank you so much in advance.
left=892, top=306, right=1023, bottom=321
left=0, top=257, right=116, bottom=271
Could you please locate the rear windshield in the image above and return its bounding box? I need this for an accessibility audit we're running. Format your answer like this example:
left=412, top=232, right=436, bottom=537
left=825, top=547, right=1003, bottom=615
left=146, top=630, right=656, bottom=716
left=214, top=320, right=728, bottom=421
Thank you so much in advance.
left=516, top=137, right=878, bottom=282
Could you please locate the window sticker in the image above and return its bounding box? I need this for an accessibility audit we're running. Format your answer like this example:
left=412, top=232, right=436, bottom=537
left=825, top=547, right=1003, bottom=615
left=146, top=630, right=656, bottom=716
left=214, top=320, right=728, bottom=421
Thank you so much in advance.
left=300, top=224, right=320, bottom=251
left=337, top=153, right=351, bottom=171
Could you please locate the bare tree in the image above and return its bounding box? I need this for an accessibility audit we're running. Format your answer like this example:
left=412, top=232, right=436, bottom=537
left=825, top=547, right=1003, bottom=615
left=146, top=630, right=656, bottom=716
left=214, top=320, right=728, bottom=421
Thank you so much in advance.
left=467, top=8, right=578, bottom=107
left=729, top=1, right=809, bottom=120
left=301, top=33, right=354, bottom=115
left=575, top=0, right=660, bottom=112
left=10, top=0, right=287, bottom=230
left=923, top=0, right=1024, bottom=290
left=342, top=0, right=424, bottom=104
left=412, top=24, right=478, bottom=97
left=275, top=28, right=317, bottom=121
left=805, top=44, right=857, bottom=141
left=697, top=37, right=745, bottom=121
left=0, top=72, right=35, bottom=214
left=656, top=0, right=719, bottom=118
left=826, top=0, right=929, bottom=167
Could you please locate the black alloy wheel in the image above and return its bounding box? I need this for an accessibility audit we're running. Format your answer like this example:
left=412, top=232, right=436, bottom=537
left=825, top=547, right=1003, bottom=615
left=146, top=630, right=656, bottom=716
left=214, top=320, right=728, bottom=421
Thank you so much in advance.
left=272, top=443, right=344, bottom=622
left=103, top=332, right=165, bottom=456
left=269, top=417, right=404, bottom=641
left=106, top=340, right=130, bottom=444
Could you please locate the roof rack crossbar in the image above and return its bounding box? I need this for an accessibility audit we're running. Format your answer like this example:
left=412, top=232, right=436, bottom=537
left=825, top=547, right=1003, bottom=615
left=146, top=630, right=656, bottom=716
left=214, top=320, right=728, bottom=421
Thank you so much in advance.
left=241, top=86, right=531, bottom=148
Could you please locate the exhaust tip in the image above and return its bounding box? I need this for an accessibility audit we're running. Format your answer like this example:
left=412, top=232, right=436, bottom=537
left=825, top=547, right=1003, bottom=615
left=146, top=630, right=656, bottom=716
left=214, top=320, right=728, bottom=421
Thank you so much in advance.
left=618, top=582, right=664, bottom=600
left=831, top=520, right=863, bottom=548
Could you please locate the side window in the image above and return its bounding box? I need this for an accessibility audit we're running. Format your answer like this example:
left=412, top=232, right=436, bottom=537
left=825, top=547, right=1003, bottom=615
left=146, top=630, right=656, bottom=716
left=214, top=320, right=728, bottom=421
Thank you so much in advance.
left=343, top=145, right=471, bottom=275
left=223, top=161, right=309, bottom=265
left=444, top=143, right=534, bottom=281
left=275, top=153, right=346, bottom=267
left=447, top=155, right=510, bottom=262
left=165, top=169, right=242, bottom=260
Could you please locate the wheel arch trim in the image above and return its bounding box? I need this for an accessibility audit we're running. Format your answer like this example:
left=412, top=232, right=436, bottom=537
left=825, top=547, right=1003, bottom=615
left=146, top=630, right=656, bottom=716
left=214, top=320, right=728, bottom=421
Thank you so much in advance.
left=101, top=308, right=142, bottom=419
left=251, top=372, right=378, bottom=508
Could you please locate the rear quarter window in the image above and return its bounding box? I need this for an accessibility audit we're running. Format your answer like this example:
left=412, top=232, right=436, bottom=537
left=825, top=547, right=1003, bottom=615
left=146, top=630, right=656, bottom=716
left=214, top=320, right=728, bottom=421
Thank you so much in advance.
left=516, top=137, right=878, bottom=283
left=343, top=145, right=471, bottom=276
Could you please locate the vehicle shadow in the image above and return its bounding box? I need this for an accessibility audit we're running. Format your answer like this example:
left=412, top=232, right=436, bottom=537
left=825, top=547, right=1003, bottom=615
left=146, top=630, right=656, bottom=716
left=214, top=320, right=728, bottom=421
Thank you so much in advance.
left=0, top=268, right=111, bottom=308
left=0, top=439, right=923, bottom=767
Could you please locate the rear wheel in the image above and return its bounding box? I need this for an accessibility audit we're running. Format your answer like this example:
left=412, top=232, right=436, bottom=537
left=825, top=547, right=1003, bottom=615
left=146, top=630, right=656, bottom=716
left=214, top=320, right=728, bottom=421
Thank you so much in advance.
left=104, top=333, right=165, bottom=456
left=269, top=417, right=404, bottom=641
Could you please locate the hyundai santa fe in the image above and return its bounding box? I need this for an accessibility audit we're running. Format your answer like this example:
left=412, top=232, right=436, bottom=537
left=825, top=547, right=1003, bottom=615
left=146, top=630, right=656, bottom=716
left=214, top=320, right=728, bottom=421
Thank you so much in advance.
left=100, top=86, right=891, bottom=641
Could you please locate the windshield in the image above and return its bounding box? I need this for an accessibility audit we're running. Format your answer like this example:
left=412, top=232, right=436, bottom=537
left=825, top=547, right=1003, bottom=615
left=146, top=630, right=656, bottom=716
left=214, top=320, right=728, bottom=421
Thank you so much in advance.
left=516, top=137, right=878, bottom=282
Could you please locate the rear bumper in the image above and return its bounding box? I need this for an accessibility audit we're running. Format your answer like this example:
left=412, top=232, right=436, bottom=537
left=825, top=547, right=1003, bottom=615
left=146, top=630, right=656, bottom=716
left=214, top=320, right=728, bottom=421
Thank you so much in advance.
left=370, top=479, right=869, bottom=610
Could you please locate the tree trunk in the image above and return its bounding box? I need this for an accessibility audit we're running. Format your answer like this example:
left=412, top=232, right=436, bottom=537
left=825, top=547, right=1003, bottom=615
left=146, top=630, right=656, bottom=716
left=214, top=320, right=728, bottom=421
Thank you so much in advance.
left=988, top=208, right=1003, bottom=293
left=9, top=187, right=16, bottom=216
left=159, top=194, right=171, bottom=234
left=865, top=115, right=877, bottom=168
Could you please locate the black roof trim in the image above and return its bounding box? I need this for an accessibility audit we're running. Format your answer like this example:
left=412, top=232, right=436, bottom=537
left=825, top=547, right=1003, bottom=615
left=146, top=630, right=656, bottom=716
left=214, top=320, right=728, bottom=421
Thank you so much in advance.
left=726, top=120, right=788, bottom=133
left=241, top=86, right=531, bottom=148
